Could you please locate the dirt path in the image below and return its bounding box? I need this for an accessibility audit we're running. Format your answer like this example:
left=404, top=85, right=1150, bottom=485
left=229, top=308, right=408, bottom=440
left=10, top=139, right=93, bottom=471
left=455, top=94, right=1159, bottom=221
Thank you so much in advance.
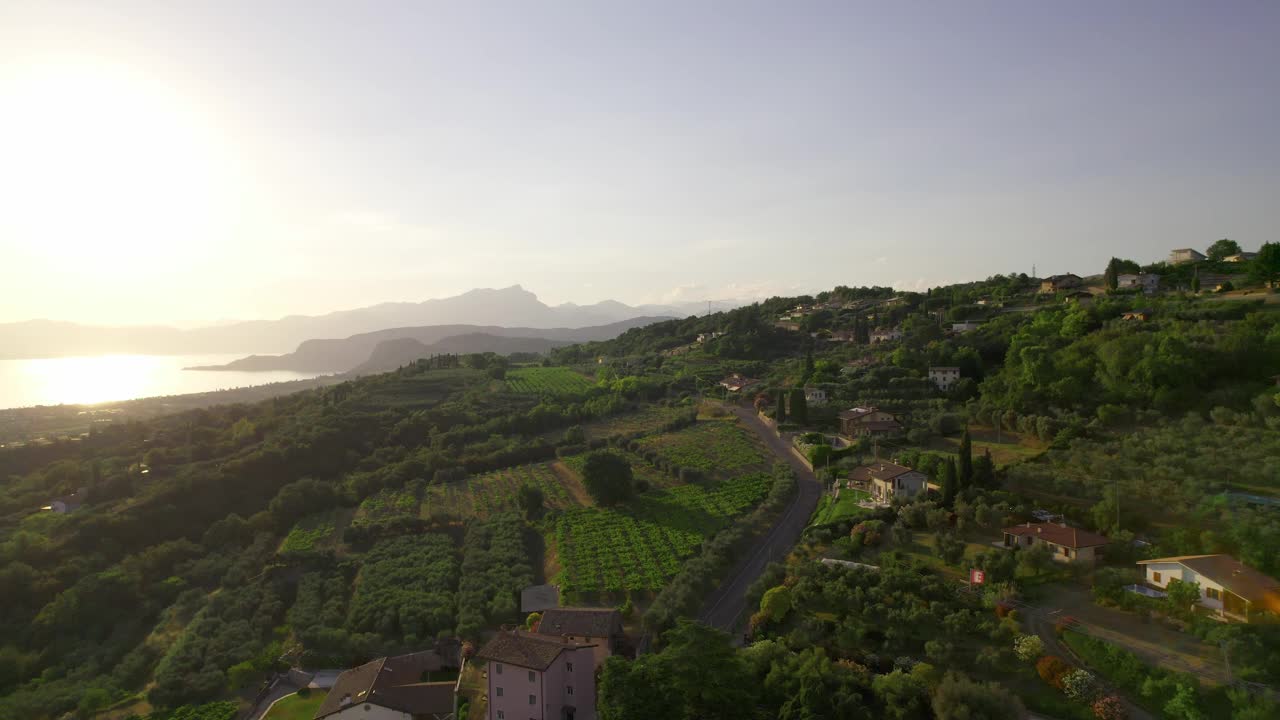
left=696, top=407, right=822, bottom=636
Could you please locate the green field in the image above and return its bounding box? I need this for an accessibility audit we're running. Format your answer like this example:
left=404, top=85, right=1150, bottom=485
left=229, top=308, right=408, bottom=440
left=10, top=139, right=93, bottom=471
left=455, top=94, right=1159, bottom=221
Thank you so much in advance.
left=419, top=462, right=579, bottom=518
left=351, top=487, right=419, bottom=526
left=263, top=690, right=328, bottom=720
left=581, top=405, right=691, bottom=439
left=553, top=471, right=774, bottom=593
left=809, top=489, right=872, bottom=525
left=505, top=367, right=595, bottom=394
left=278, top=511, right=339, bottom=556
left=634, top=420, right=767, bottom=474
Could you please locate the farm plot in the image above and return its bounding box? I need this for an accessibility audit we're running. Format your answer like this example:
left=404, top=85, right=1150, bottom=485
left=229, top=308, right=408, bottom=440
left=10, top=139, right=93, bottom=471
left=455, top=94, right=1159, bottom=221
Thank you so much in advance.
left=552, top=471, right=774, bottom=593
left=581, top=405, right=692, bottom=440
left=560, top=449, right=675, bottom=489
left=351, top=488, right=419, bottom=527
left=421, top=462, right=580, bottom=519
left=279, top=510, right=339, bottom=557
left=634, top=420, right=767, bottom=475
left=505, top=367, right=594, bottom=395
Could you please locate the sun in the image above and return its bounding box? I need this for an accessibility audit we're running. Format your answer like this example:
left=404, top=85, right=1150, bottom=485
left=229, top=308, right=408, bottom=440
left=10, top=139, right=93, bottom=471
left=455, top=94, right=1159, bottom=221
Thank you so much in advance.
left=0, top=56, right=234, bottom=275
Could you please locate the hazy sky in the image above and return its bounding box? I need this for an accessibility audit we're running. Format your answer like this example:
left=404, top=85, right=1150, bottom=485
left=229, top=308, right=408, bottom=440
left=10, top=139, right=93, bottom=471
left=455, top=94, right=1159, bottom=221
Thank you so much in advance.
left=1, top=1, right=1278, bottom=326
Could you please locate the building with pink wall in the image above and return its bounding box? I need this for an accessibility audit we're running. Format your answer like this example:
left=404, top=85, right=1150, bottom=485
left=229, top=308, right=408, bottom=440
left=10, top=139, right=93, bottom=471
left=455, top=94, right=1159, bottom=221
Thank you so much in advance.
left=476, top=631, right=597, bottom=720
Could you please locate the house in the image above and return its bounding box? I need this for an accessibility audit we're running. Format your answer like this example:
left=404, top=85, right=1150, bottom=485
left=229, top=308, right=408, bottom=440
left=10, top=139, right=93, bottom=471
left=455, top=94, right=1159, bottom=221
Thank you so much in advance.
left=774, top=320, right=802, bottom=332
left=315, top=652, right=458, bottom=720
left=828, top=329, right=856, bottom=342
left=838, top=407, right=903, bottom=438
left=1039, top=274, right=1082, bottom=293
left=1138, top=555, right=1280, bottom=622
left=718, top=374, right=759, bottom=393
left=1121, top=310, right=1151, bottom=322
left=802, top=387, right=828, bottom=406
left=476, top=631, right=598, bottom=720
left=1117, top=273, right=1160, bottom=294
left=950, top=321, right=982, bottom=334
left=928, top=366, right=961, bottom=392
left=533, top=607, right=625, bottom=668
left=1002, top=522, right=1109, bottom=566
left=1224, top=252, right=1257, bottom=263
left=1063, top=290, right=1094, bottom=305
left=849, top=462, right=928, bottom=501
left=1169, top=248, right=1206, bottom=264
left=521, top=584, right=560, bottom=614
left=43, top=491, right=85, bottom=514
left=695, top=332, right=724, bottom=343
left=870, top=328, right=903, bottom=344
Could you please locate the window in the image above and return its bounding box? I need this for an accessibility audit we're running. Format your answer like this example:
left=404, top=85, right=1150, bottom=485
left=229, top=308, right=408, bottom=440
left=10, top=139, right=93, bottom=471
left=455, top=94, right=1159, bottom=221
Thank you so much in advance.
left=1207, top=588, right=1220, bottom=600
left=567, top=685, right=574, bottom=695
left=528, top=670, right=535, bottom=682
left=496, top=663, right=503, bottom=675
left=529, top=694, right=537, bottom=705
left=497, top=713, right=504, bottom=720
left=496, top=687, right=503, bottom=697
left=1153, top=571, right=1162, bottom=583
left=566, top=662, right=574, bottom=672
left=1061, top=546, right=1071, bottom=557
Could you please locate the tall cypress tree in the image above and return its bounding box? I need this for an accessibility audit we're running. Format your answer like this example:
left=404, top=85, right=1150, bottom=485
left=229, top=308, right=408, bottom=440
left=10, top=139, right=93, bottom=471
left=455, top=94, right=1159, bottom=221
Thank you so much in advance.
left=958, top=428, right=974, bottom=489
left=790, top=388, right=808, bottom=424
left=942, top=457, right=958, bottom=508
left=775, top=390, right=787, bottom=422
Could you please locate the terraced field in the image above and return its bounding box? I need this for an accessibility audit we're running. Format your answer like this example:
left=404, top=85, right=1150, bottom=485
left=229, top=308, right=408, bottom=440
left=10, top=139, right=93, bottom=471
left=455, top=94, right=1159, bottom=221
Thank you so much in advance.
left=505, top=367, right=595, bottom=394
left=420, top=462, right=579, bottom=518
left=581, top=404, right=692, bottom=439
left=634, top=419, right=768, bottom=474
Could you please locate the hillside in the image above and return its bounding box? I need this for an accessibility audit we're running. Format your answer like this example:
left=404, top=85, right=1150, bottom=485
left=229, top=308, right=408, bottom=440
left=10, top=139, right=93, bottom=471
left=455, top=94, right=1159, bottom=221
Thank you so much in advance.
left=4, top=269, right=1280, bottom=720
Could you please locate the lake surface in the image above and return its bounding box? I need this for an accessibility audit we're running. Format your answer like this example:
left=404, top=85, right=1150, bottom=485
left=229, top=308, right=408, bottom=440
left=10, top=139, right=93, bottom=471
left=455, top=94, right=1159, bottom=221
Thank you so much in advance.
left=0, top=354, right=325, bottom=409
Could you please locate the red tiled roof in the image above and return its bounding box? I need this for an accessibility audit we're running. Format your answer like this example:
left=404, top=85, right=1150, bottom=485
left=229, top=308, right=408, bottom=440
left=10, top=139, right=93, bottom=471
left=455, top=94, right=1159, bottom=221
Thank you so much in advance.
left=1003, top=522, right=1109, bottom=549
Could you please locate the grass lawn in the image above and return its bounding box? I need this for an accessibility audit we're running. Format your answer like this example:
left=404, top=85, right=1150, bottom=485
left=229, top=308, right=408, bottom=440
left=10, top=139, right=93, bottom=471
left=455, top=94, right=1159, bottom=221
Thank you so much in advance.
left=928, top=427, right=1044, bottom=468
left=809, top=489, right=872, bottom=525
left=263, top=690, right=328, bottom=720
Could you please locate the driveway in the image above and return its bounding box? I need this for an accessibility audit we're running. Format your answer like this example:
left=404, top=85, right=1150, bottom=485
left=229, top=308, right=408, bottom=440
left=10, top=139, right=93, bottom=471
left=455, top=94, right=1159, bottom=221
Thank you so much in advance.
left=1037, top=583, right=1231, bottom=686
left=697, top=406, right=823, bottom=636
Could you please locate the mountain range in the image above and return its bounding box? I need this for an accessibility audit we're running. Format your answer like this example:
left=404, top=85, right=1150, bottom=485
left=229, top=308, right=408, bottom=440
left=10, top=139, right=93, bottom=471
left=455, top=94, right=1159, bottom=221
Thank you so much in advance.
left=0, top=286, right=730, bottom=360
left=188, top=317, right=670, bottom=374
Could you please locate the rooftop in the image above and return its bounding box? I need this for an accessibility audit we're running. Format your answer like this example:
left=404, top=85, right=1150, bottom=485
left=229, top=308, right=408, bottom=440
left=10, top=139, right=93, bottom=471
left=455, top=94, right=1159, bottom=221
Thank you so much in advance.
left=1003, top=522, right=1110, bottom=549
left=1138, top=555, right=1280, bottom=607
left=475, top=631, right=592, bottom=671
left=536, top=607, right=623, bottom=639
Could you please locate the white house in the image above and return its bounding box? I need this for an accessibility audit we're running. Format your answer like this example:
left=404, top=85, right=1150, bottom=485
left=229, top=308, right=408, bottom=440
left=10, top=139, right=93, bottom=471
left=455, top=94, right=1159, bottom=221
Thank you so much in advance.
left=1117, top=273, right=1160, bottom=294
left=928, top=366, right=961, bottom=392
left=804, top=387, right=828, bottom=405
left=849, top=462, right=927, bottom=501
left=1224, top=252, right=1257, bottom=263
left=870, top=328, right=903, bottom=344
left=1138, top=554, right=1280, bottom=622
left=315, top=652, right=457, bottom=720
left=1169, top=248, right=1206, bottom=264
left=951, top=321, right=982, bottom=334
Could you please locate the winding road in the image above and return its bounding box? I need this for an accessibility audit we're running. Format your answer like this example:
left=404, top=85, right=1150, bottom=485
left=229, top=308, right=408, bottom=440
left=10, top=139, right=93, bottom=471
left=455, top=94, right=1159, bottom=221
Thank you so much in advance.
left=697, top=406, right=823, bottom=635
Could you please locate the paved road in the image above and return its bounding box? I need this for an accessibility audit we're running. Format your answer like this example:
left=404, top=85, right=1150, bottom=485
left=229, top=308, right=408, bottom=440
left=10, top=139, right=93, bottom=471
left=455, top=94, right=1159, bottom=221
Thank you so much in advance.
left=697, top=407, right=823, bottom=635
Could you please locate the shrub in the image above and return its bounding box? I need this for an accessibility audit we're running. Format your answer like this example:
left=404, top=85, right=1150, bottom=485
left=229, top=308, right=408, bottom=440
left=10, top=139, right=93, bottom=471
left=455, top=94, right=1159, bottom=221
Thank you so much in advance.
left=1014, top=634, right=1044, bottom=662
left=1092, top=694, right=1127, bottom=720
left=1062, top=669, right=1101, bottom=703
left=1036, top=655, right=1074, bottom=689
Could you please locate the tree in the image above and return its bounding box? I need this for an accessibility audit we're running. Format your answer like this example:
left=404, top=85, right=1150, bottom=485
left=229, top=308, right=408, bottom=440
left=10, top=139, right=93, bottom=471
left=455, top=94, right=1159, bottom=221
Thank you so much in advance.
left=1191, top=267, right=1201, bottom=294
left=790, top=388, right=808, bottom=424
left=1104, top=258, right=1120, bottom=291
left=930, top=672, right=1026, bottom=720
left=973, top=451, right=995, bottom=489
left=1018, top=543, right=1054, bottom=577
left=582, top=451, right=635, bottom=506
left=1163, top=579, right=1202, bottom=619
left=599, top=655, right=682, bottom=720
left=1252, top=242, right=1280, bottom=288
left=1206, top=238, right=1241, bottom=261
left=872, top=669, right=930, bottom=720
left=517, top=484, right=544, bottom=519
left=941, top=458, right=958, bottom=508
left=760, top=585, right=793, bottom=623
left=958, top=429, right=973, bottom=489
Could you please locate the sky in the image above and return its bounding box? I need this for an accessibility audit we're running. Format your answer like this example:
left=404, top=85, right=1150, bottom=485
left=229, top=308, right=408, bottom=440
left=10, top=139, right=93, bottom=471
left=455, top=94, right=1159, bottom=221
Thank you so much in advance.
left=1, top=1, right=1278, bottom=327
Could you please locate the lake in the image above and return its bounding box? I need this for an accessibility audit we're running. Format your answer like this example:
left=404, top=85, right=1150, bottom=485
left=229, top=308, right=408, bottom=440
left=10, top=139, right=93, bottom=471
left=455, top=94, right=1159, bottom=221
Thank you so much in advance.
left=0, top=354, right=326, bottom=409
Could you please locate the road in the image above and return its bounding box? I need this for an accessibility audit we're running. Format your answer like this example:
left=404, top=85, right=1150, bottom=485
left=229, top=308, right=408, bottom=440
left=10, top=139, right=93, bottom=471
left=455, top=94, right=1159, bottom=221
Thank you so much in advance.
left=697, top=406, right=823, bottom=635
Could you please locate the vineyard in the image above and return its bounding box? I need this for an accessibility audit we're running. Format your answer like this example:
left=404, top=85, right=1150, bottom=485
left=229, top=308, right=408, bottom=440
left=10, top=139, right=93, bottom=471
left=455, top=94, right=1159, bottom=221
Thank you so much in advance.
left=351, top=487, right=419, bottom=527
left=560, top=449, right=675, bottom=489
left=279, top=511, right=339, bottom=557
left=581, top=404, right=692, bottom=439
left=505, top=366, right=595, bottom=394
left=552, top=471, right=774, bottom=593
left=420, top=462, right=579, bottom=518
left=634, top=420, right=768, bottom=474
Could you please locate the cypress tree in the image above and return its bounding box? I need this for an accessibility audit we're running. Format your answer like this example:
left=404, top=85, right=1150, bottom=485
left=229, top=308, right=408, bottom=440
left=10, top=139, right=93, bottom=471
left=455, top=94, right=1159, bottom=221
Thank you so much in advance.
left=775, top=390, right=787, bottom=422
left=942, top=457, right=958, bottom=508
left=790, top=388, right=808, bottom=424
left=958, top=428, right=973, bottom=489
